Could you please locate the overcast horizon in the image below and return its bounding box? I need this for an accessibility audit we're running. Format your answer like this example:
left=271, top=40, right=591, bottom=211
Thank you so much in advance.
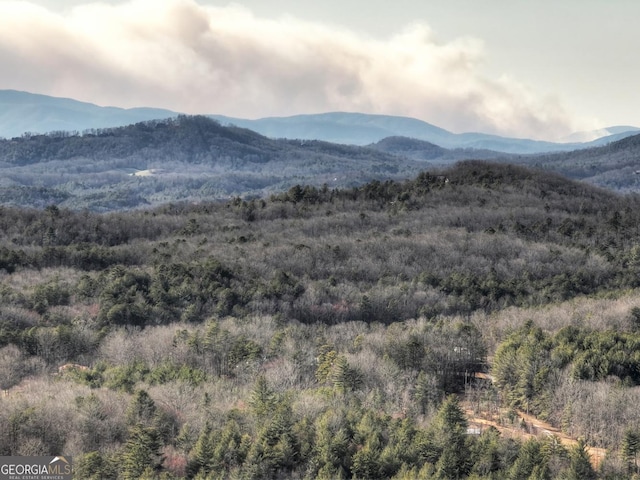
left=1, top=0, right=639, bottom=141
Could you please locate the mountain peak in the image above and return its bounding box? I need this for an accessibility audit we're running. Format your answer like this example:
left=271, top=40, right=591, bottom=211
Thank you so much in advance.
left=0, top=90, right=178, bottom=139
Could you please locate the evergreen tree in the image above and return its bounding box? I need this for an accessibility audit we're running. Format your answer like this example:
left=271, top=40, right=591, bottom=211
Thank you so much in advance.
left=623, top=429, right=640, bottom=475
left=74, top=451, right=116, bottom=480
left=248, top=375, right=277, bottom=419
left=351, top=411, right=385, bottom=479
left=244, top=402, right=299, bottom=478
left=509, top=438, right=546, bottom=480
left=126, top=389, right=158, bottom=426
left=187, top=421, right=214, bottom=478
left=312, top=409, right=353, bottom=478
left=470, top=426, right=502, bottom=477
left=566, top=439, right=596, bottom=480
left=429, top=395, right=470, bottom=479
left=212, top=419, right=245, bottom=472
left=120, top=424, right=163, bottom=480
left=414, top=371, right=435, bottom=415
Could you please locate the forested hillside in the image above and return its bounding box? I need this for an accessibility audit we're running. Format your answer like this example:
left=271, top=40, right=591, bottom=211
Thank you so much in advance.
left=511, top=133, right=640, bottom=192
left=3, top=115, right=640, bottom=214
left=0, top=116, right=427, bottom=211
left=1, top=162, right=640, bottom=478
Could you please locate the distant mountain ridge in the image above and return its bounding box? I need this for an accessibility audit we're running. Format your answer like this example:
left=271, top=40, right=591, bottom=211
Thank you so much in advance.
left=2, top=89, right=640, bottom=155
left=0, top=115, right=428, bottom=210
left=210, top=112, right=640, bottom=154
left=561, top=125, right=640, bottom=143
left=1, top=113, right=640, bottom=210
left=0, top=90, right=179, bottom=139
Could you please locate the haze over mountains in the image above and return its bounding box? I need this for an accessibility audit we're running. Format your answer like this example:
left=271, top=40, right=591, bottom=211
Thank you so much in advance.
left=2, top=90, right=639, bottom=155
left=212, top=113, right=640, bottom=154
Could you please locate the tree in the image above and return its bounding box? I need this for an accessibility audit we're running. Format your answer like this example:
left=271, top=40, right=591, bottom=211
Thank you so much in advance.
left=187, top=421, right=214, bottom=478
left=566, top=439, right=596, bottom=480
left=414, top=371, right=436, bottom=415
left=74, top=451, right=116, bottom=480
left=244, top=402, right=299, bottom=478
left=623, top=429, right=640, bottom=475
left=351, top=411, right=385, bottom=479
left=249, top=375, right=277, bottom=419
left=120, top=424, right=163, bottom=480
left=331, top=355, right=362, bottom=394
left=470, top=426, right=502, bottom=477
left=126, top=389, right=157, bottom=426
left=508, top=438, right=547, bottom=480
left=312, top=409, right=353, bottom=478
left=429, top=395, right=470, bottom=479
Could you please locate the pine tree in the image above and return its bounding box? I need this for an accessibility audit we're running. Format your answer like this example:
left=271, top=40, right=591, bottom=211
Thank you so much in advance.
left=331, top=355, right=361, bottom=393
left=430, top=395, right=470, bottom=479
left=313, top=409, right=352, bottom=478
left=414, top=371, right=434, bottom=415
left=74, top=451, right=115, bottom=480
left=126, top=389, right=157, bottom=426
left=567, top=439, right=596, bottom=480
left=187, top=421, right=214, bottom=477
left=470, top=426, right=502, bottom=477
left=212, top=419, right=244, bottom=471
left=509, top=438, right=546, bottom=480
left=245, top=402, right=298, bottom=476
left=623, top=429, right=640, bottom=475
left=248, top=374, right=277, bottom=419
left=120, top=424, right=163, bottom=480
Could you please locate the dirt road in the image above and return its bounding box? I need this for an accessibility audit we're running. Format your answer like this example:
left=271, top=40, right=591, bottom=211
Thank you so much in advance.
left=464, top=405, right=606, bottom=469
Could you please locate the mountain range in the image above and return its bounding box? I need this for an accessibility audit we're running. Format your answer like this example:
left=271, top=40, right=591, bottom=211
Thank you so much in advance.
left=2, top=89, right=640, bottom=211
left=0, top=112, right=639, bottom=211
left=2, top=89, right=639, bottom=155
left=0, top=115, right=428, bottom=210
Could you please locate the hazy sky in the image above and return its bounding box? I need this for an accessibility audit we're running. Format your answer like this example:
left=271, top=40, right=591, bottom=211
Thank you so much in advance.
left=1, top=0, right=638, bottom=140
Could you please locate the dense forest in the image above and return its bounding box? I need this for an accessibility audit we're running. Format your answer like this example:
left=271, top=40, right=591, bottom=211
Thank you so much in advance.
left=3, top=161, right=640, bottom=478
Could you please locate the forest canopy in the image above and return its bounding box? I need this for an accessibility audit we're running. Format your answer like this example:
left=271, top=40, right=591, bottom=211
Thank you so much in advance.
left=1, top=161, right=640, bottom=478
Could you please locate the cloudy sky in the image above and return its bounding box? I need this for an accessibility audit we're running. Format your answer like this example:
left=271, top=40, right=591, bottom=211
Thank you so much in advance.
left=1, top=0, right=638, bottom=141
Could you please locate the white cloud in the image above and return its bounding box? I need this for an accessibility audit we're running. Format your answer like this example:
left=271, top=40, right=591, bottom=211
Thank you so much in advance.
left=0, top=0, right=588, bottom=140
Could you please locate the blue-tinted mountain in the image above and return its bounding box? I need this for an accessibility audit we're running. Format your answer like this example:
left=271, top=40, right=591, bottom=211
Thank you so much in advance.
left=0, top=90, right=178, bottom=139
left=3, top=90, right=640, bottom=155
left=211, top=112, right=640, bottom=154
left=561, top=125, right=640, bottom=143
left=368, top=136, right=510, bottom=162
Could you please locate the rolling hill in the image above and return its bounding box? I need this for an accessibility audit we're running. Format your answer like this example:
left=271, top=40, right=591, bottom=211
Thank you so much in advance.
left=513, top=132, right=640, bottom=192
left=205, top=112, right=640, bottom=153
left=2, top=112, right=640, bottom=211
left=3, top=89, right=640, bottom=155
left=0, top=115, right=430, bottom=210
